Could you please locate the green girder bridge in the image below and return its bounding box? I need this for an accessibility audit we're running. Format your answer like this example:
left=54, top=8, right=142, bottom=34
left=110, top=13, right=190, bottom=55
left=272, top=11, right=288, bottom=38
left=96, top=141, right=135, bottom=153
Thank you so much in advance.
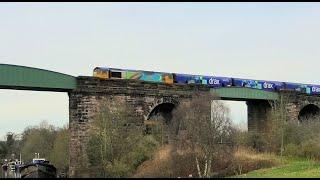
left=0, top=64, right=76, bottom=92
left=211, top=87, right=279, bottom=101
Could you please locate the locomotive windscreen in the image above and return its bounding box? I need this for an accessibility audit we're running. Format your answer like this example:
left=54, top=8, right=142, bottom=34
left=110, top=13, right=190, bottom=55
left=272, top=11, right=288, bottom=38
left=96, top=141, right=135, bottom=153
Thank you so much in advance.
left=110, top=71, right=122, bottom=78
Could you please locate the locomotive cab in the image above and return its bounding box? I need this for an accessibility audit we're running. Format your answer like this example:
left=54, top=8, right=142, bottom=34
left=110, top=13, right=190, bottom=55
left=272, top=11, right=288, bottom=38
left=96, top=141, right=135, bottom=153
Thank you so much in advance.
left=93, top=67, right=110, bottom=79
left=109, top=68, right=127, bottom=79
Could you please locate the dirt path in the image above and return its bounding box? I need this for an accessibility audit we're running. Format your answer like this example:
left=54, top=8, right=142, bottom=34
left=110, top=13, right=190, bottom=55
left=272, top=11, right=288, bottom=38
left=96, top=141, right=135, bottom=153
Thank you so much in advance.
left=132, top=144, right=174, bottom=177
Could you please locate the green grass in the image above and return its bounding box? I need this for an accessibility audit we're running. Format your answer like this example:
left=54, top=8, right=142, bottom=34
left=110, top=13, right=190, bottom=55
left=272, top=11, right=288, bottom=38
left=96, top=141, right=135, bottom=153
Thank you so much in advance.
left=234, top=157, right=320, bottom=178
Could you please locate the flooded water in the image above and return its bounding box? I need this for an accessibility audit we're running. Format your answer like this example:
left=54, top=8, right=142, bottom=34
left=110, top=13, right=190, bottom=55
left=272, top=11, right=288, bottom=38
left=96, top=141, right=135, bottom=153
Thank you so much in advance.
left=0, top=169, right=21, bottom=178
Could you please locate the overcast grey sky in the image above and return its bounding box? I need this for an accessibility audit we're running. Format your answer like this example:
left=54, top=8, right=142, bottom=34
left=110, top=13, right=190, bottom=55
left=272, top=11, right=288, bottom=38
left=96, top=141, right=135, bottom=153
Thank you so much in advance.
left=0, top=2, right=319, bottom=138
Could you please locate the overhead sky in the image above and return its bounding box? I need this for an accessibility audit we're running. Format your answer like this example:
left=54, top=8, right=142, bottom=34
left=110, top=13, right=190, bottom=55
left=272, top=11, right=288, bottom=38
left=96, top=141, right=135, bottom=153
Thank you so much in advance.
left=0, top=2, right=319, bottom=139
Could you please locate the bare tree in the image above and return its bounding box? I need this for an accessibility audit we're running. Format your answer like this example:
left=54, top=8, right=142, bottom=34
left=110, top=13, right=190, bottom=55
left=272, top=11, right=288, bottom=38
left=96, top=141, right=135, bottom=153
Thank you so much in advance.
left=50, top=126, right=69, bottom=174
left=267, top=91, right=294, bottom=157
left=170, top=91, right=234, bottom=178
left=87, top=100, right=144, bottom=177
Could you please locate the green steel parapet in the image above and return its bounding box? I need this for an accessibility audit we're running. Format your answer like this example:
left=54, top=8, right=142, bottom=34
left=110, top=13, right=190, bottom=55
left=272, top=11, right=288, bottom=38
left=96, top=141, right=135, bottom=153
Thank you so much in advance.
left=210, top=87, right=279, bottom=101
left=0, top=64, right=76, bottom=92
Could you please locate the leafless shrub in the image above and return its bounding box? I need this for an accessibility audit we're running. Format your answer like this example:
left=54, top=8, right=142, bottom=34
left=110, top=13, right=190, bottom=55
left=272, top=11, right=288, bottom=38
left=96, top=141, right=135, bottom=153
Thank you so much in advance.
left=168, top=91, right=235, bottom=177
left=282, top=118, right=320, bottom=161
left=265, top=92, right=320, bottom=161
left=87, top=100, right=151, bottom=177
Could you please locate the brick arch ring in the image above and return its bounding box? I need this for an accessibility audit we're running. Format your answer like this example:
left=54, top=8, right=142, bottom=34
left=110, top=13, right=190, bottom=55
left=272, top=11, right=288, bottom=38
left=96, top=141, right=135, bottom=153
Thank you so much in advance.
left=144, top=97, right=180, bottom=120
left=298, top=103, right=320, bottom=121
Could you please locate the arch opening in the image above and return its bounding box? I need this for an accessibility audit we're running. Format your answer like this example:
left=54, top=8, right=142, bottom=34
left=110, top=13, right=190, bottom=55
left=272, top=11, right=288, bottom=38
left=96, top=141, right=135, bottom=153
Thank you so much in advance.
left=298, top=104, right=320, bottom=122
left=147, top=103, right=175, bottom=124
left=145, top=103, right=176, bottom=139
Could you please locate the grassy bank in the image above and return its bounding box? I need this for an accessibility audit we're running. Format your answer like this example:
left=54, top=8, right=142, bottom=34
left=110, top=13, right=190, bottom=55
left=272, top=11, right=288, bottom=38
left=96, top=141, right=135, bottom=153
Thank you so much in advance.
left=234, top=157, right=320, bottom=178
left=133, top=146, right=282, bottom=178
left=133, top=145, right=320, bottom=178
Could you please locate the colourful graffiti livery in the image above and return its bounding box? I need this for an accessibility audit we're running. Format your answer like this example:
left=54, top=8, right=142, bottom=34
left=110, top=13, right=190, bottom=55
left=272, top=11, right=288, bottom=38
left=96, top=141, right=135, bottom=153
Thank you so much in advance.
left=93, top=67, right=174, bottom=84
left=125, top=70, right=173, bottom=84
left=93, top=67, right=320, bottom=96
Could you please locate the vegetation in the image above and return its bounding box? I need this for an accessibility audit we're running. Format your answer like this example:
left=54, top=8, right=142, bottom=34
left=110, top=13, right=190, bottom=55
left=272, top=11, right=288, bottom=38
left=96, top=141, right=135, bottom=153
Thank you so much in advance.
left=169, top=92, right=236, bottom=177
left=229, top=93, right=320, bottom=177
left=50, top=126, right=69, bottom=173
left=282, top=121, right=320, bottom=161
left=20, top=122, right=57, bottom=163
left=235, top=157, right=320, bottom=178
left=239, top=95, right=320, bottom=161
left=2, top=92, right=320, bottom=178
left=131, top=92, right=237, bottom=178
left=86, top=100, right=160, bottom=177
left=85, top=92, right=320, bottom=178
left=0, top=141, right=7, bottom=159
left=0, top=132, right=22, bottom=161
left=0, top=121, right=69, bottom=175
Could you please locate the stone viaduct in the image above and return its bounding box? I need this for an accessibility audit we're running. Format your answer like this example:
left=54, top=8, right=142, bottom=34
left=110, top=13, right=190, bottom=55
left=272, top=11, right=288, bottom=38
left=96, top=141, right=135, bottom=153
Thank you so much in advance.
left=0, top=64, right=319, bottom=177
left=68, top=76, right=320, bottom=177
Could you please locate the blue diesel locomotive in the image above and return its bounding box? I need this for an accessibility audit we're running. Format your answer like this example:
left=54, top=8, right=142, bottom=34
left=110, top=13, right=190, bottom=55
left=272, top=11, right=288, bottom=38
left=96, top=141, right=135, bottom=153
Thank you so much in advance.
left=93, top=67, right=320, bottom=96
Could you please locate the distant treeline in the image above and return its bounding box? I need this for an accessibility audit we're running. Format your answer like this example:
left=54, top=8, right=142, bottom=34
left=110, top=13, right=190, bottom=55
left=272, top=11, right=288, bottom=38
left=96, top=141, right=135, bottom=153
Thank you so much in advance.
left=0, top=121, right=69, bottom=173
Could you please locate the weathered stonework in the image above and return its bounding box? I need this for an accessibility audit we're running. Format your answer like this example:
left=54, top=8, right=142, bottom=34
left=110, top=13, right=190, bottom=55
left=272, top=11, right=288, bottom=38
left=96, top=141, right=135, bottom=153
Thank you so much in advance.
left=285, top=92, right=320, bottom=121
left=247, top=100, right=271, bottom=133
left=68, top=76, right=210, bottom=177
left=246, top=91, right=320, bottom=133
left=69, top=77, right=320, bottom=177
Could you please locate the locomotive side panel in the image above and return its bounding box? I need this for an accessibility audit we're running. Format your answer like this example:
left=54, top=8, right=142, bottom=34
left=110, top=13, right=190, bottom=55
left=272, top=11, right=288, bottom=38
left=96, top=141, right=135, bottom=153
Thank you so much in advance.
left=232, top=78, right=283, bottom=92
left=232, top=78, right=262, bottom=90
left=173, top=73, right=192, bottom=84
left=125, top=70, right=173, bottom=84
left=93, top=67, right=109, bottom=79
left=109, top=68, right=127, bottom=79
left=203, top=76, right=232, bottom=88
left=310, top=85, right=320, bottom=95
left=260, top=81, right=284, bottom=92
left=284, top=82, right=311, bottom=94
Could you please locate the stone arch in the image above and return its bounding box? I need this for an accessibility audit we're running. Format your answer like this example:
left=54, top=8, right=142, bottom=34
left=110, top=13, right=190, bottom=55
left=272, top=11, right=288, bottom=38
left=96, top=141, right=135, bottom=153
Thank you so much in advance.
left=298, top=104, right=320, bottom=121
left=145, top=99, right=182, bottom=146
left=144, top=97, right=179, bottom=120
left=147, top=103, right=176, bottom=123
left=144, top=97, right=180, bottom=137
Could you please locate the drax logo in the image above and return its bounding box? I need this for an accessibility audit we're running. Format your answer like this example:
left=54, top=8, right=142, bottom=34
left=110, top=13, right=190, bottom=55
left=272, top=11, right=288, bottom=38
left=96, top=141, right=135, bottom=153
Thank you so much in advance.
left=263, top=82, right=274, bottom=89
left=209, top=78, right=220, bottom=85
left=312, top=87, right=320, bottom=93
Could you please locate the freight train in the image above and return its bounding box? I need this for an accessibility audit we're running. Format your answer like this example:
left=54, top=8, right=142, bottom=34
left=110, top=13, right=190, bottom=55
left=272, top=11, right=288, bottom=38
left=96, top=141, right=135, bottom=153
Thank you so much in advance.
left=93, top=67, right=320, bottom=96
